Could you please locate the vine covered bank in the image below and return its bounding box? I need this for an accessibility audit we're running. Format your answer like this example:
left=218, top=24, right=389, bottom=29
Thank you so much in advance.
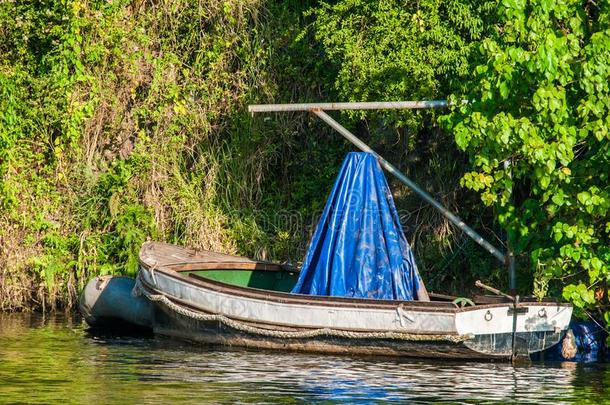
left=1, top=0, right=609, bottom=335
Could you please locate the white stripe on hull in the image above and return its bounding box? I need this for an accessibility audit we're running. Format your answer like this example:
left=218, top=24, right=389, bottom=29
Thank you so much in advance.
left=456, top=305, right=573, bottom=336
left=141, top=269, right=456, bottom=333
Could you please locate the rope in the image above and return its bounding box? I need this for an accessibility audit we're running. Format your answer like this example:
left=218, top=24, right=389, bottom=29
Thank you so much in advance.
left=133, top=273, right=472, bottom=343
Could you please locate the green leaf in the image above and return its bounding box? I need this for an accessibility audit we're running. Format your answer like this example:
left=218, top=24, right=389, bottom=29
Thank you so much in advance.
left=455, top=128, right=471, bottom=150
left=499, top=81, right=509, bottom=98
left=552, top=191, right=564, bottom=206
left=582, top=288, right=596, bottom=305
left=577, top=191, right=590, bottom=205
left=540, top=0, right=553, bottom=13
left=591, top=257, right=603, bottom=272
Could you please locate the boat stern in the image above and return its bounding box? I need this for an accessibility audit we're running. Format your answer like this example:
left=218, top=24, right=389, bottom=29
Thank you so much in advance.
left=455, top=303, right=573, bottom=358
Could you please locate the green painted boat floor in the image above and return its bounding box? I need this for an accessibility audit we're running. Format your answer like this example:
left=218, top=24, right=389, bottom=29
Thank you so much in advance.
left=183, top=269, right=300, bottom=292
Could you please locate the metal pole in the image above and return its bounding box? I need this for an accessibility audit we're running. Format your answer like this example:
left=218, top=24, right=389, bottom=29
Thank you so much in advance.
left=504, top=159, right=517, bottom=294
left=248, top=100, right=448, bottom=113
left=311, top=109, right=506, bottom=264
left=508, top=254, right=516, bottom=294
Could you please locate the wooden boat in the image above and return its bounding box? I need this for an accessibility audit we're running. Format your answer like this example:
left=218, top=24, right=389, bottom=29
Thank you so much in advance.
left=134, top=242, right=573, bottom=360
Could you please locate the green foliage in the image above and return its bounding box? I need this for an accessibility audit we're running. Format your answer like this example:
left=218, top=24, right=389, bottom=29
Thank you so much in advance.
left=442, top=0, right=610, bottom=327
left=4, top=0, right=608, bottom=325
left=311, top=0, right=506, bottom=292
left=0, top=0, right=341, bottom=311
left=312, top=0, right=495, bottom=128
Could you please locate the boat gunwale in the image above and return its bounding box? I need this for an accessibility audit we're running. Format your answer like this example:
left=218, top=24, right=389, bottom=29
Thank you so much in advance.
left=138, top=260, right=571, bottom=314
left=137, top=276, right=463, bottom=335
left=138, top=241, right=571, bottom=314
left=140, top=261, right=457, bottom=312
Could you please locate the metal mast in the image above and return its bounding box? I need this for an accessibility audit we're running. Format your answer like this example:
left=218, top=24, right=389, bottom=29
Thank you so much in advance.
left=248, top=101, right=512, bottom=286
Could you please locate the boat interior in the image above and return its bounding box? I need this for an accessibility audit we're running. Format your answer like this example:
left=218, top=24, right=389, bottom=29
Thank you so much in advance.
left=139, top=242, right=561, bottom=306
left=181, top=267, right=519, bottom=305
left=184, top=267, right=299, bottom=293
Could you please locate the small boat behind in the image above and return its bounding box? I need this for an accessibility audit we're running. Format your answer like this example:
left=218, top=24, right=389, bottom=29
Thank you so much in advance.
left=125, top=241, right=572, bottom=360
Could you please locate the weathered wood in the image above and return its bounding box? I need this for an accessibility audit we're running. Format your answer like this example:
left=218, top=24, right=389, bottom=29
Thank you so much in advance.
left=140, top=242, right=282, bottom=270
left=428, top=292, right=459, bottom=301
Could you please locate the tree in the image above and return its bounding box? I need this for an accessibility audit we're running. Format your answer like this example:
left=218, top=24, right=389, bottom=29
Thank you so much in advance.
left=312, top=0, right=495, bottom=128
left=442, top=0, right=610, bottom=327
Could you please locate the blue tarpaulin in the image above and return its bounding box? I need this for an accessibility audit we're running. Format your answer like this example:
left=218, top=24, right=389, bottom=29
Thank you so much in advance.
left=292, top=152, right=428, bottom=301
left=532, top=321, right=609, bottom=362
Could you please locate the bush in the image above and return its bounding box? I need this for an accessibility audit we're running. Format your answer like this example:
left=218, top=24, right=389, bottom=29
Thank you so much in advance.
left=442, top=0, right=610, bottom=327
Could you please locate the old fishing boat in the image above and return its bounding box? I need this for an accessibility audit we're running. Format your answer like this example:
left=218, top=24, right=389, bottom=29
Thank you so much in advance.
left=81, top=101, right=573, bottom=360
left=131, top=241, right=572, bottom=360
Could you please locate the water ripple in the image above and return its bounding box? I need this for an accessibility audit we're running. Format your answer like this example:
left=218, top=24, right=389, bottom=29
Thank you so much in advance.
left=0, top=313, right=607, bottom=404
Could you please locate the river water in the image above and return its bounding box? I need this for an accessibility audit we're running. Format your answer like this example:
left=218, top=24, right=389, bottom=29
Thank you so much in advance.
left=0, top=313, right=608, bottom=404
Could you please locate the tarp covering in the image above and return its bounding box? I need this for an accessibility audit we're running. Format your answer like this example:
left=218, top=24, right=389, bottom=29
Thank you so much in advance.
left=292, top=152, right=428, bottom=301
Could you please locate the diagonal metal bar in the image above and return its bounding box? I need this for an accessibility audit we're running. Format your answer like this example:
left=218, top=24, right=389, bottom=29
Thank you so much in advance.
left=311, top=109, right=506, bottom=264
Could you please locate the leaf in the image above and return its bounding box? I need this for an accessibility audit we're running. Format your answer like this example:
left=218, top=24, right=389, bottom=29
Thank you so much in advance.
left=552, top=191, right=564, bottom=206
left=573, top=250, right=581, bottom=262
left=582, top=288, right=596, bottom=305
left=540, top=0, right=553, bottom=13
left=455, top=128, right=471, bottom=150
left=499, top=81, right=509, bottom=98
left=563, top=284, right=582, bottom=307
left=589, top=257, right=604, bottom=282
left=577, top=191, right=591, bottom=205
left=591, top=257, right=603, bottom=272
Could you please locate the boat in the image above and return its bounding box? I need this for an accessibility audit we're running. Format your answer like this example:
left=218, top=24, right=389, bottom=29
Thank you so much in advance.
left=130, top=241, right=572, bottom=360
left=81, top=101, right=574, bottom=360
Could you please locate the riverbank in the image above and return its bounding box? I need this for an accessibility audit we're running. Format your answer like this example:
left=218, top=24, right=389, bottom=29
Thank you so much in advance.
left=3, top=1, right=610, bottom=335
left=0, top=0, right=493, bottom=311
left=0, top=0, right=343, bottom=311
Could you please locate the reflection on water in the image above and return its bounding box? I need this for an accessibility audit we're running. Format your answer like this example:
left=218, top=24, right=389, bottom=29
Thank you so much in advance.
left=0, top=313, right=608, bottom=404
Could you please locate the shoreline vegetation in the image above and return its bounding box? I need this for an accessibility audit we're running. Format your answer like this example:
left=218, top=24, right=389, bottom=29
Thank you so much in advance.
left=1, top=0, right=609, bottom=338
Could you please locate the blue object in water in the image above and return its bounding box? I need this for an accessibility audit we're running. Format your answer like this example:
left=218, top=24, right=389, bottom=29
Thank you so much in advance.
left=534, top=321, right=608, bottom=362
left=291, top=152, right=427, bottom=300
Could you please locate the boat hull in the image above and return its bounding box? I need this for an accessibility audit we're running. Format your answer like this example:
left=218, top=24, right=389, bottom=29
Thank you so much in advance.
left=147, top=296, right=566, bottom=360
left=130, top=242, right=573, bottom=360
left=136, top=270, right=570, bottom=360
left=151, top=301, right=503, bottom=360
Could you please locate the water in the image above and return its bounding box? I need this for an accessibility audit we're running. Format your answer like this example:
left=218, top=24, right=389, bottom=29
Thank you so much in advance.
left=0, top=313, right=608, bottom=404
